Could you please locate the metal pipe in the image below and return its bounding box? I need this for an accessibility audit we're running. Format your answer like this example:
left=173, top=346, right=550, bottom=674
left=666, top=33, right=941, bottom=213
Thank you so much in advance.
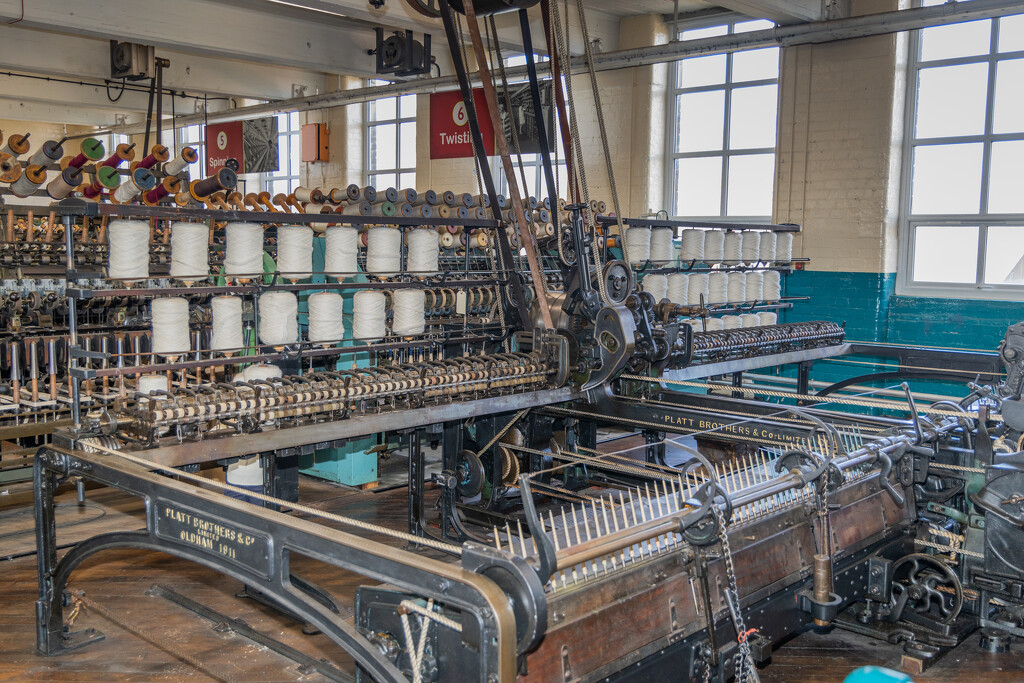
left=75, top=0, right=1024, bottom=139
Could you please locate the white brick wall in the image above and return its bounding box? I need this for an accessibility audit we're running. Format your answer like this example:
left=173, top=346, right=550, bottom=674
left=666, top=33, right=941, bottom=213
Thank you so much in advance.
left=774, top=0, right=908, bottom=273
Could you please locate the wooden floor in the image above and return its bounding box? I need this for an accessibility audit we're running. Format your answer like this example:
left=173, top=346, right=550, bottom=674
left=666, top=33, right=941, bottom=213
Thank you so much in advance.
left=2, top=462, right=1022, bottom=682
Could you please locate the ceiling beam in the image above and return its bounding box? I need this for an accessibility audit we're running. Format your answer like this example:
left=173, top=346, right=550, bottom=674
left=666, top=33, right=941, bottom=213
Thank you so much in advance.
left=0, top=25, right=324, bottom=102
left=85, top=0, right=1022, bottom=138
left=715, top=0, right=824, bottom=24
left=0, top=0, right=379, bottom=75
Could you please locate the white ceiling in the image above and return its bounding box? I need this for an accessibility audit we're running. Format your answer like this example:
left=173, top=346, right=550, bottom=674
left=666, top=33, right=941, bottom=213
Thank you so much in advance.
left=585, top=0, right=712, bottom=18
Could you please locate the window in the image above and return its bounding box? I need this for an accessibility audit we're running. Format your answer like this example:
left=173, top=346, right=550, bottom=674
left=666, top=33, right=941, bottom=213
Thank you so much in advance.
left=177, top=124, right=205, bottom=180
left=366, top=81, right=416, bottom=189
left=666, top=19, right=779, bottom=219
left=495, top=54, right=568, bottom=202
left=261, top=112, right=301, bottom=195
left=900, top=7, right=1024, bottom=297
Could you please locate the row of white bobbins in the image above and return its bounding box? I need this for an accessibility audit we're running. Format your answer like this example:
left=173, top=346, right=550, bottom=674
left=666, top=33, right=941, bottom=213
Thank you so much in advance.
left=642, top=270, right=782, bottom=305
left=149, top=288, right=429, bottom=356
left=106, top=219, right=444, bottom=282
left=623, top=226, right=794, bottom=266
left=681, top=312, right=778, bottom=331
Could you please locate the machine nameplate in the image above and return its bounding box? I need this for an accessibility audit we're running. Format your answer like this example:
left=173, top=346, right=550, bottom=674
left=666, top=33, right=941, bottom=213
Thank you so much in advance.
left=654, top=411, right=808, bottom=444
left=155, top=501, right=271, bottom=578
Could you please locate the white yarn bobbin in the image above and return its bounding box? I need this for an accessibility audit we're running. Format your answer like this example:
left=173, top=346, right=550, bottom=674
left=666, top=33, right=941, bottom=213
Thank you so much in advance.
left=392, top=289, right=426, bottom=336
left=764, top=270, right=782, bottom=300
left=643, top=274, right=668, bottom=302
left=235, top=364, right=283, bottom=383
left=258, top=291, right=298, bottom=346
left=723, top=232, right=743, bottom=262
left=169, top=222, right=209, bottom=281
left=708, top=272, right=729, bottom=304
left=777, top=232, right=794, bottom=262
left=758, top=312, right=778, bottom=326
left=367, top=226, right=402, bottom=276
left=325, top=226, right=359, bottom=280
left=107, top=220, right=150, bottom=282
left=687, top=273, right=709, bottom=306
left=353, top=290, right=387, bottom=341
left=624, top=227, right=652, bottom=265
left=276, top=225, right=313, bottom=279
left=704, top=230, right=726, bottom=263
left=224, top=222, right=264, bottom=280
left=151, top=297, right=190, bottom=357
left=705, top=317, right=725, bottom=331
left=727, top=272, right=746, bottom=302
left=759, top=232, right=778, bottom=262
left=137, top=374, right=169, bottom=395
left=667, top=273, right=689, bottom=305
left=744, top=271, right=764, bottom=302
left=210, top=296, right=244, bottom=354
left=681, top=229, right=705, bottom=261
left=307, top=291, right=345, bottom=345
left=407, top=228, right=440, bottom=276
left=650, top=228, right=674, bottom=264
left=722, top=314, right=743, bottom=330
left=741, top=232, right=761, bottom=263
left=740, top=313, right=760, bottom=328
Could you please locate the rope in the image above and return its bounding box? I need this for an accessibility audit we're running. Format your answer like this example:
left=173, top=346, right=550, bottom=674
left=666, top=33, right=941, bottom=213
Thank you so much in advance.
left=399, top=599, right=463, bottom=633
left=914, top=538, right=984, bottom=560
left=622, top=374, right=992, bottom=419
left=400, top=598, right=435, bottom=683
left=549, top=0, right=618, bottom=305
left=475, top=408, right=530, bottom=457
left=81, top=442, right=462, bottom=554
left=928, top=461, right=987, bottom=474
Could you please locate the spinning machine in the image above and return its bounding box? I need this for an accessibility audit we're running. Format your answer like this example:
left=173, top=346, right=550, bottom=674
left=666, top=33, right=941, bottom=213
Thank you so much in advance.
left=17, top=0, right=1024, bottom=682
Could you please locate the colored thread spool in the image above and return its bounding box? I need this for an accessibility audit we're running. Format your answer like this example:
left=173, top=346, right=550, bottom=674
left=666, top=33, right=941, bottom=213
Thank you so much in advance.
left=163, top=146, right=198, bottom=176
left=81, top=165, right=121, bottom=199
left=98, top=142, right=136, bottom=169
left=143, top=175, right=183, bottom=205
left=9, top=164, right=47, bottom=198
left=1, top=132, right=30, bottom=157
left=46, top=166, right=84, bottom=200
left=345, top=184, right=361, bottom=201
left=66, top=138, right=105, bottom=168
left=29, top=139, right=64, bottom=167
left=136, top=144, right=169, bottom=170
left=190, top=168, right=236, bottom=199
left=381, top=187, right=399, bottom=204
left=111, top=167, right=157, bottom=204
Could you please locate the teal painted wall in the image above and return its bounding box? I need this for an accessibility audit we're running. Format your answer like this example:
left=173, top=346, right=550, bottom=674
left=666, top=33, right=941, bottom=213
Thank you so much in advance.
left=773, top=270, right=1020, bottom=394
left=782, top=270, right=1020, bottom=351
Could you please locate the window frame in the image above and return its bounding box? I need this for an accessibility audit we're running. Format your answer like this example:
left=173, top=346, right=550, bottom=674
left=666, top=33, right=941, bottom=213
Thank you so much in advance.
left=897, top=10, right=1024, bottom=300
left=364, top=81, right=416, bottom=189
left=664, top=17, right=779, bottom=222
left=259, top=112, right=301, bottom=195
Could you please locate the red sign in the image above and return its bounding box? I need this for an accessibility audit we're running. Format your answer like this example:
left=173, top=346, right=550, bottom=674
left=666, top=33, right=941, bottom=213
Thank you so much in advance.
left=205, top=121, right=244, bottom=176
left=429, top=88, right=496, bottom=159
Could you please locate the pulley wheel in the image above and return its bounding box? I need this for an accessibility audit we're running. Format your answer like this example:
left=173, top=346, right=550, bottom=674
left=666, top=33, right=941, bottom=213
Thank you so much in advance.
left=601, top=260, right=634, bottom=305
left=456, top=450, right=486, bottom=497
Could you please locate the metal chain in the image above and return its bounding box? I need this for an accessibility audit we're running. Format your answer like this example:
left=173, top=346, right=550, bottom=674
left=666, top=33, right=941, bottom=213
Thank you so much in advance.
left=712, top=506, right=759, bottom=683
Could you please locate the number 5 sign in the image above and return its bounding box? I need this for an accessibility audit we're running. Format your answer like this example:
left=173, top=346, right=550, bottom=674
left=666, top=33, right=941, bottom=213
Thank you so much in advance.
left=429, top=88, right=496, bottom=160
